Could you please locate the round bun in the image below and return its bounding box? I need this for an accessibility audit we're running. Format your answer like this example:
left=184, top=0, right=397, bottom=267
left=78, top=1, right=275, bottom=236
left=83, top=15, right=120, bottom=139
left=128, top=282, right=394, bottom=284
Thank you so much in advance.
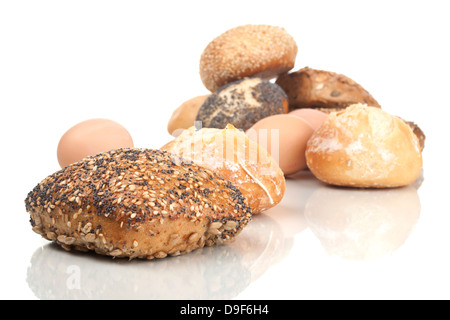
left=276, top=67, right=381, bottom=112
left=162, top=125, right=286, bottom=214
left=402, top=119, right=426, bottom=151
left=200, top=24, right=298, bottom=92
left=25, top=148, right=252, bottom=259
left=305, top=104, right=423, bottom=188
left=167, top=95, right=210, bottom=137
left=196, top=77, right=288, bottom=131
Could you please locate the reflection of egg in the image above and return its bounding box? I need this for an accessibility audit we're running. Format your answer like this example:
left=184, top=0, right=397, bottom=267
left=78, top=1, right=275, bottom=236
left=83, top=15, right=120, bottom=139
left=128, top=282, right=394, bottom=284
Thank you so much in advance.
left=57, top=119, right=134, bottom=168
left=289, top=108, right=328, bottom=130
left=246, top=114, right=314, bottom=176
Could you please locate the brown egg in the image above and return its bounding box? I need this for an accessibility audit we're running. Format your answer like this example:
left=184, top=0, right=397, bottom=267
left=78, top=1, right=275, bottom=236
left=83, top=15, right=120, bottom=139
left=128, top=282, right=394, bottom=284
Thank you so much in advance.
left=57, top=118, right=134, bottom=168
left=289, top=108, right=328, bottom=130
left=246, top=114, right=315, bottom=176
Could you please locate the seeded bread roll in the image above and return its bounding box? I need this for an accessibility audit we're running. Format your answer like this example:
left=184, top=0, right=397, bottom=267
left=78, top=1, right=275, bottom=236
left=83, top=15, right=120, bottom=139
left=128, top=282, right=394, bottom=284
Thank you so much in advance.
left=305, top=104, right=423, bottom=188
left=162, top=124, right=286, bottom=214
left=196, top=78, right=288, bottom=131
left=275, top=67, right=381, bottom=112
left=25, top=148, right=252, bottom=259
left=200, top=24, right=298, bottom=92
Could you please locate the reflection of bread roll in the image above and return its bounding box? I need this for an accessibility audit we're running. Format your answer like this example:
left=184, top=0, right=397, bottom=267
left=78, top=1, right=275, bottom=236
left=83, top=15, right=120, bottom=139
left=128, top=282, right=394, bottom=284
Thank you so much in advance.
left=25, top=148, right=252, bottom=259
left=229, top=213, right=291, bottom=282
left=162, top=125, right=286, bottom=214
left=305, top=104, right=423, bottom=188
left=27, top=243, right=251, bottom=299
left=305, top=185, right=421, bottom=260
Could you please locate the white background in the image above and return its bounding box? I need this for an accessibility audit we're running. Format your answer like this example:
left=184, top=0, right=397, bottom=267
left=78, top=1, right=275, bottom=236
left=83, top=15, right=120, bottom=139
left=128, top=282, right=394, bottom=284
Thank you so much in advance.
left=1, top=0, right=449, bottom=300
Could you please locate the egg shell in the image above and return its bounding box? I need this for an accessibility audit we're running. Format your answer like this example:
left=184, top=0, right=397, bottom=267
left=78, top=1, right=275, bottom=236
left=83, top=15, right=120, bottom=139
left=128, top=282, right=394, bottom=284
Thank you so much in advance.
left=57, top=118, right=134, bottom=168
left=289, top=108, right=328, bottom=130
left=246, top=114, right=315, bottom=175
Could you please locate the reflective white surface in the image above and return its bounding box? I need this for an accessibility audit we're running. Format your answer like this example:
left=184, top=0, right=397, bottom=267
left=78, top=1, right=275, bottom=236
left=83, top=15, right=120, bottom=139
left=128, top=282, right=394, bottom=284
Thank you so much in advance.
left=1, top=0, right=449, bottom=300
left=23, top=170, right=437, bottom=300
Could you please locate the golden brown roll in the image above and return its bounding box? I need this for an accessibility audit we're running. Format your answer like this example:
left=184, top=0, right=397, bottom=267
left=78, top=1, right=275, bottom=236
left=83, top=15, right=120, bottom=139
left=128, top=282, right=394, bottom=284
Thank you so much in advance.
left=305, top=104, right=423, bottom=188
left=167, top=95, right=210, bottom=137
left=402, top=119, right=426, bottom=151
left=25, top=148, right=252, bottom=259
left=275, top=67, right=381, bottom=112
left=200, top=24, right=298, bottom=92
left=162, top=125, right=286, bottom=214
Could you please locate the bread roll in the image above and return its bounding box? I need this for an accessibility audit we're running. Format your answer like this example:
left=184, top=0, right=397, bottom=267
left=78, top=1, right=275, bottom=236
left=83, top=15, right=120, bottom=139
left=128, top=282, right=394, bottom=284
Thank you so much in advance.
left=403, top=119, right=426, bottom=151
left=25, top=148, right=252, bottom=259
left=276, top=67, right=381, bottom=112
left=167, top=95, right=210, bottom=137
left=162, top=125, right=286, bottom=214
left=305, top=104, right=422, bottom=188
left=196, top=78, right=288, bottom=131
left=200, top=24, right=298, bottom=92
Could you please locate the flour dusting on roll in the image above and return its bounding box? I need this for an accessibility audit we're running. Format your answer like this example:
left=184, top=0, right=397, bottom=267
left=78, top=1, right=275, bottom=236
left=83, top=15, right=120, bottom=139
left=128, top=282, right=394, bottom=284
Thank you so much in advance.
left=305, top=104, right=423, bottom=188
left=162, top=124, right=286, bottom=214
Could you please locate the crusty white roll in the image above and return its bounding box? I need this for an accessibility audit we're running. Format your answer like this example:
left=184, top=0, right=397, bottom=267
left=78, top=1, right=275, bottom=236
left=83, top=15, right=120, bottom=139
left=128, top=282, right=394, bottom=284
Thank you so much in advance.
left=25, top=148, right=252, bottom=259
left=162, top=124, right=286, bottom=214
left=305, top=104, right=423, bottom=188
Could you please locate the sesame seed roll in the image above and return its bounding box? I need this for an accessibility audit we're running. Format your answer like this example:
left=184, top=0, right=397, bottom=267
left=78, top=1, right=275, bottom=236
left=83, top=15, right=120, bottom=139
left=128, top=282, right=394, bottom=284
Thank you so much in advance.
left=25, top=148, right=252, bottom=259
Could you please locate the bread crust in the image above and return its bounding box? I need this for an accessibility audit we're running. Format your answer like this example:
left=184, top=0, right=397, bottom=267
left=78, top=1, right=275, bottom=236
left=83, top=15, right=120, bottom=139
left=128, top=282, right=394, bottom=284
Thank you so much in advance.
left=276, top=67, right=381, bottom=112
left=196, top=78, right=288, bottom=131
left=162, top=125, right=286, bottom=214
left=200, top=24, right=297, bottom=92
left=403, top=119, right=426, bottom=151
left=167, top=95, right=210, bottom=137
left=25, top=148, right=252, bottom=259
left=305, top=104, right=422, bottom=188
left=276, top=67, right=426, bottom=150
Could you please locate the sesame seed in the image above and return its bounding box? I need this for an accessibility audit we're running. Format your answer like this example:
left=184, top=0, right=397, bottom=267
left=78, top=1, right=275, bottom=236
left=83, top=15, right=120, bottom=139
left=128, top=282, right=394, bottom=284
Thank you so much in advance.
left=24, top=148, right=253, bottom=259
